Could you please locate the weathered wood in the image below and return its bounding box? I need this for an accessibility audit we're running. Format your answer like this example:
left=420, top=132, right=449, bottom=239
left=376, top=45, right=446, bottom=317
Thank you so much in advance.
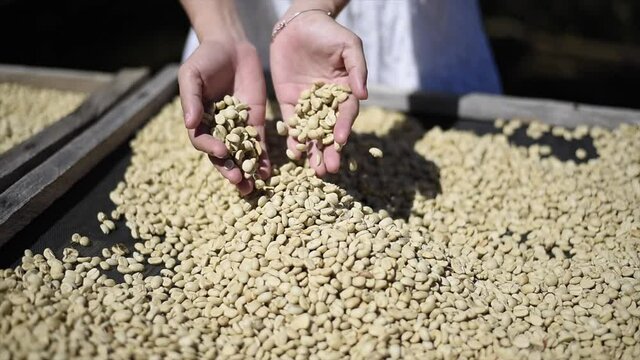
left=457, top=94, right=640, bottom=128
left=0, top=65, right=178, bottom=245
left=0, top=68, right=149, bottom=193
left=0, top=64, right=112, bottom=92
left=365, top=85, right=640, bottom=128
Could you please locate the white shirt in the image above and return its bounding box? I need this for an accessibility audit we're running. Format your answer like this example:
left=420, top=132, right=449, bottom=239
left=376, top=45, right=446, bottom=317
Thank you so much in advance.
left=183, top=0, right=502, bottom=94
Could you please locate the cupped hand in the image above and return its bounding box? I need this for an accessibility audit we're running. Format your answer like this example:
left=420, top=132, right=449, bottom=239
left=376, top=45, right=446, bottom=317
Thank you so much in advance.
left=179, top=40, right=271, bottom=195
left=270, top=12, right=368, bottom=176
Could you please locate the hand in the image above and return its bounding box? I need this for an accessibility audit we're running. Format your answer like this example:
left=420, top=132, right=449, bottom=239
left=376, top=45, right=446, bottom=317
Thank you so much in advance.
left=179, top=40, right=271, bottom=195
left=270, top=10, right=368, bottom=176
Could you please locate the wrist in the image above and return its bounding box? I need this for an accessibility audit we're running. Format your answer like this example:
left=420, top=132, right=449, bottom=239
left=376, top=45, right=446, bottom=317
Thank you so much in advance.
left=198, top=30, right=247, bottom=45
left=182, top=0, right=247, bottom=43
left=285, top=0, right=349, bottom=19
left=194, top=17, right=247, bottom=44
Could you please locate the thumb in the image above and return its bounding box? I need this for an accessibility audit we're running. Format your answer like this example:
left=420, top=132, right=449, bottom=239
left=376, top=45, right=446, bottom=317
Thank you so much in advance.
left=342, top=36, right=368, bottom=100
left=178, top=64, right=205, bottom=129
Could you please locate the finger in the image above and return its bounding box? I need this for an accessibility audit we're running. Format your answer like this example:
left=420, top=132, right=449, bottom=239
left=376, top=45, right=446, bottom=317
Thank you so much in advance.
left=309, top=142, right=327, bottom=177
left=247, top=105, right=266, bottom=127
left=233, top=44, right=267, bottom=123
left=333, top=95, right=359, bottom=145
left=287, top=136, right=303, bottom=160
left=323, top=144, right=341, bottom=174
left=343, top=36, right=368, bottom=100
left=188, top=124, right=228, bottom=158
left=255, top=125, right=272, bottom=180
left=236, top=178, right=254, bottom=196
left=236, top=80, right=266, bottom=128
left=258, top=155, right=272, bottom=180
left=280, top=102, right=305, bottom=159
left=178, top=64, right=205, bottom=129
left=210, top=155, right=259, bottom=197
left=279, top=102, right=296, bottom=127
left=209, top=156, right=243, bottom=185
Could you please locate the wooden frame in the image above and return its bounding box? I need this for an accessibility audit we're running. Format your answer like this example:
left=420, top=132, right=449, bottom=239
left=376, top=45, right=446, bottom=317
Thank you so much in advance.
left=0, top=64, right=112, bottom=92
left=365, top=85, right=640, bottom=129
left=0, top=65, right=177, bottom=245
left=0, top=65, right=149, bottom=193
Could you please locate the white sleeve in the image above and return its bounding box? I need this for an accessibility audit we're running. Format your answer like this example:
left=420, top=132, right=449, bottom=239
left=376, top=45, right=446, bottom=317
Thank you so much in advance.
left=181, top=0, right=286, bottom=68
left=182, top=0, right=501, bottom=94
left=338, top=0, right=501, bottom=94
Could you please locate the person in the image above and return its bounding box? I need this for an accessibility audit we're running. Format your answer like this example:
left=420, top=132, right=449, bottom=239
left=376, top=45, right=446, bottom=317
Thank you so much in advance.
left=178, top=0, right=501, bottom=195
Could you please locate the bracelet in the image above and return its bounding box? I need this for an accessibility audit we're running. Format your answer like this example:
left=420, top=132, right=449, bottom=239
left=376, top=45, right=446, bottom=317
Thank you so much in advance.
left=272, top=9, right=333, bottom=40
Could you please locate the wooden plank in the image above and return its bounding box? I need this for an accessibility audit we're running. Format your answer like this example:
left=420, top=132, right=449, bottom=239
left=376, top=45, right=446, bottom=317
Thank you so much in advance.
left=364, top=85, right=640, bottom=128
left=0, top=67, right=149, bottom=193
left=457, top=94, right=640, bottom=128
left=0, top=65, right=178, bottom=245
left=0, top=64, right=112, bottom=92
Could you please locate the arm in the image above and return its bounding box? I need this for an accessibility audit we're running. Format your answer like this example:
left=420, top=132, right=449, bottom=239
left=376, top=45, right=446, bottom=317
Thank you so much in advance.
left=270, top=0, right=368, bottom=176
left=180, top=0, right=246, bottom=45
left=178, top=0, right=270, bottom=195
left=282, top=0, right=350, bottom=17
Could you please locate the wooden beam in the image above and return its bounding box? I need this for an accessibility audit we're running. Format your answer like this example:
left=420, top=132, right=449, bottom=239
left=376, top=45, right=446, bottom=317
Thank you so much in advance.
left=0, top=68, right=149, bottom=193
left=0, top=64, right=113, bottom=93
left=0, top=65, right=178, bottom=245
left=364, top=86, right=640, bottom=128
left=457, top=93, right=640, bottom=128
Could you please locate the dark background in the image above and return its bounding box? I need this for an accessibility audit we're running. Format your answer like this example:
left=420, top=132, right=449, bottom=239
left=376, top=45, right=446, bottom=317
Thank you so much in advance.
left=0, top=0, right=638, bottom=109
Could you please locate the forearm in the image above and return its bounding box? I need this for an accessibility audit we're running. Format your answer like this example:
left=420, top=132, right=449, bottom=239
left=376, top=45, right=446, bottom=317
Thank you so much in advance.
left=286, top=0, right=350, bottom=18
left=180, top=0, right=246, bottom=42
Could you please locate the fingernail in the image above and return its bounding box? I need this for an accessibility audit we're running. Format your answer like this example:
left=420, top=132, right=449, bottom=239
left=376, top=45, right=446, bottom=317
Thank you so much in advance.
left=184, top=113, right=195, bottom=128
left=224, top=159, right=235, bottom=170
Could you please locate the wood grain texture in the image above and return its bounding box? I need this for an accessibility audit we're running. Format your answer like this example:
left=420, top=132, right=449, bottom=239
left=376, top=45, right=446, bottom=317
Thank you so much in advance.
left=365, top=86, right=640, bottom=128
left=0, top=64, right=112, bottom=92
left=0, top=68, right=149, bottom=193
left=0, top=65, right=178, bottom=245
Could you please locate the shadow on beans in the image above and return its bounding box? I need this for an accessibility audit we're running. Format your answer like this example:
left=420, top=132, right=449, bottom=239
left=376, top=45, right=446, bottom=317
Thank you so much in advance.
left=325, top=121, right=441, bottom=220
left=264, top=118, right=442, bottom=220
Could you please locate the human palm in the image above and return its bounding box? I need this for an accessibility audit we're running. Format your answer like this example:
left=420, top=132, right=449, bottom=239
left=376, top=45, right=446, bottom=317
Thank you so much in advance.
left=179, top=40, right=270, bottom=195
left=270, top=13, right=367, bottom=176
